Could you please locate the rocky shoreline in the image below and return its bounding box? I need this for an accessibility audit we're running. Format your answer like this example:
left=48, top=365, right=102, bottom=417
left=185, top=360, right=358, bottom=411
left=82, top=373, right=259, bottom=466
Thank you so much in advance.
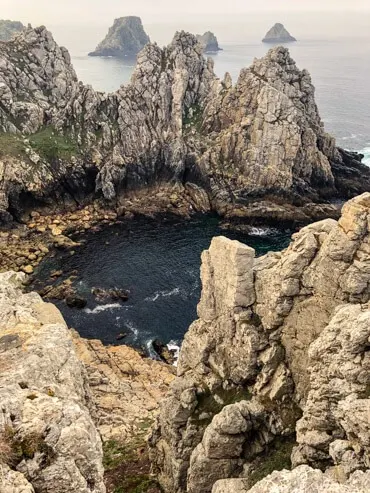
left=1, top=193, right=369, bottom=493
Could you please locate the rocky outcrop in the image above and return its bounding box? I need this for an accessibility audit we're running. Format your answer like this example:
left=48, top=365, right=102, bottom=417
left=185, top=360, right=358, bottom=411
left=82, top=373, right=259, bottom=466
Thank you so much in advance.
left=0, top=271, right=105, bottom=492
left=196, top=32, right=222, bottom=52
left=72, top=333, right=175, bottom=442
left=88, top=16, right=149, bottom=58
left=0, top=26, right=369, bottom=223
left=262, top=23, right=296, bottom=44
left=0, top=20, right=24, bottom=41
left=150, top=193, right=370, bottom=492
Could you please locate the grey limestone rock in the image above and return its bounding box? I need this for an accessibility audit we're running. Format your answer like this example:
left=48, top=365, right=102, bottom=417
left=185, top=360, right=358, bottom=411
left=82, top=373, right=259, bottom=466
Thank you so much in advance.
left=88, top=16, right=150, bottom=58
left=0, top=271, right=105, bottom=493
left=151, top=193, right=370, bottom=493
left=196, top=32, right=222, bottom=52
left=0, top=26, right=369, bottom=222
left=262, top=23, right=297, bottom=44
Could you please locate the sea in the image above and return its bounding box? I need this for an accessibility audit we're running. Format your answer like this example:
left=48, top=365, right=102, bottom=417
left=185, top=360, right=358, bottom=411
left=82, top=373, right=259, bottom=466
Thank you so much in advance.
left=32, top=22, right=370, bottom=358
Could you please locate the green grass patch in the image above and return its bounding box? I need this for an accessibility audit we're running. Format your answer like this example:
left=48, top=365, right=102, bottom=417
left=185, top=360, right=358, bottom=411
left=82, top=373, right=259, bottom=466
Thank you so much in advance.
left=29, top=127, right=78, bottom=160
left=103, top=440, right=136, bottom=471
left=248, top=437, right=295, bottom=487
left=113, top=475, right=161, bottom=493
left=0, top=133, right=26, bottom=158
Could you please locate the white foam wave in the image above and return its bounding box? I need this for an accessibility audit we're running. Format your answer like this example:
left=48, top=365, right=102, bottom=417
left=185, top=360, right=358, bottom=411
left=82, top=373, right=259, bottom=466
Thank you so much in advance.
left=248, top=227, right=278, bottom=236
left=84, top=303, right=121, bottom=314
left=145, top=287, right=181, bottom=302
left=167, top=340, right=181, bottom=367
left=125, top=321, right=139, bottom=339
left=359, top=147, right=370, bottom=167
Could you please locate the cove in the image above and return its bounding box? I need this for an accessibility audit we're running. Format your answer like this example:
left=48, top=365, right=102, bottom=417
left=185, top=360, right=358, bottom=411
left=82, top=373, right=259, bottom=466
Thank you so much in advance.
left=31, top=215, right=291, bottom=356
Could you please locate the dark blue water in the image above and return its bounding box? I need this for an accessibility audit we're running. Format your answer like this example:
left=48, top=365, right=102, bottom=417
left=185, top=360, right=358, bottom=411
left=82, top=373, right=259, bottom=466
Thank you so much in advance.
left=33, top=216, right=291, bottom=353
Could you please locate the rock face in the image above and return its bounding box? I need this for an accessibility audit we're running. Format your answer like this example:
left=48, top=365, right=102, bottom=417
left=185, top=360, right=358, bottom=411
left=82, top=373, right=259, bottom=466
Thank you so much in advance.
left=196, top=32, right=222, bottom=52
left=150, top=193, right=370, bottom=493
left=0, top=26, right=369, bottom=223
left=0, top=271, right=105, bottom=493
left=262, top=23, right=296, bottom=44
left=88, top=16, right=150, bottom=58
left=0, top=20, right=24, bottom=41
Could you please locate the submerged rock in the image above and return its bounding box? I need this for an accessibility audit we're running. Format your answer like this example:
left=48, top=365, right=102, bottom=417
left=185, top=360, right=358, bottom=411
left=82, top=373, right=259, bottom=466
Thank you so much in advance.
left=150, top=193, right=370, bottom=493
left=88, top=16, right=150, bottom=57
left=196, top=31, right=222, bottom=52
left=0, top=19, right=24, bottom=41
left=262, top=23, right=297, bottom=43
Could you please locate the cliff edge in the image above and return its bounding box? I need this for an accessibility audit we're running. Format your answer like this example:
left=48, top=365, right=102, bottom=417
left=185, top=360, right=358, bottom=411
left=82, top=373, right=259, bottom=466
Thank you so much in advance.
left=0, top=27, right=369, bottom=224
left=150, top=193, right=370, bottom=492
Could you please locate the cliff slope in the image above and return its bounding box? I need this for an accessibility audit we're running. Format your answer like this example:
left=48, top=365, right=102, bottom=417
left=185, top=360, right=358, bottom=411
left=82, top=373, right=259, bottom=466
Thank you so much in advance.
left=150, top=193, right=370, bottom=493
left=88, top=17, right=150, bottom=58
left=0, top=26, right=369, bottom=223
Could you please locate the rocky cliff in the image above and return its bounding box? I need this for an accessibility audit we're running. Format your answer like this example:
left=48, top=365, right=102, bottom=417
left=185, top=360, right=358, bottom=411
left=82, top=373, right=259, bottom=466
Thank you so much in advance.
left=150, top=193, right=370, bottom=493
left=0, top=271, right=174, bottom=492
left=262, top=24, right=296, bottom=44
left=88, top=16, right=150, bottom=58
left=0, top=20, right=24, bottom=41
left=0, top=26, right=369, bottom=223
left=196, top=32, right=222, bottom=52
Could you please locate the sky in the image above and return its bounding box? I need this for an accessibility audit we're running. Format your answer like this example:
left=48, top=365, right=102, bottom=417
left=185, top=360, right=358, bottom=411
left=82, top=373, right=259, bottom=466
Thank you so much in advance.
left=2, top=1, right=370, bottom=26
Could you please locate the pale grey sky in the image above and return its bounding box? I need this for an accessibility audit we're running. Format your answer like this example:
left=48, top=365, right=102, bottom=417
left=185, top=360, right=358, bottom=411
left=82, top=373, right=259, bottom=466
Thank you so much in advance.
left=2, top=0, right=369, bottom=26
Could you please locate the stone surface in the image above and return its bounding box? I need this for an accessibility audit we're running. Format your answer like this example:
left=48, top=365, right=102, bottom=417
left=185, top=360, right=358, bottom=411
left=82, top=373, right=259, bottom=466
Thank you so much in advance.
left=262, top=23, right=296, bottom=43
left=0, top=26, right=369, bottom=223
left=0, top=271, right=105, bottom=493
left=0, top=20, right=24, bottom=41
left=72, top=333, right=175, bottom=442
left=88, top=16, right=150, bottom=57
left=151, top=193, right=370, bottom=493
left=212, top=467, right=370, bottom=493
left=196, top=32, right=221, bottom=52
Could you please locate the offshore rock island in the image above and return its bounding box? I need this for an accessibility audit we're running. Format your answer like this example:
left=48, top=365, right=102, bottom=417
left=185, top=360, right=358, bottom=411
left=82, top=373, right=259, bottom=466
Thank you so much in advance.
left=0, top=25, right=369, bottom=228
left=262, top=23, right=297, bottom=44
left=196, top=31, right=222, bottom=52
left=88, top=16, right=150, bottom=58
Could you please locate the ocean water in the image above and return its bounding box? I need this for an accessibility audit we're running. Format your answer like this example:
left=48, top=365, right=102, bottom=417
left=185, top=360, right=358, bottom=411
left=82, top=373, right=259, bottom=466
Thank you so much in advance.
left=32, top=216, right=291, bottom=355
left=51, top=26, right=370, bottom=161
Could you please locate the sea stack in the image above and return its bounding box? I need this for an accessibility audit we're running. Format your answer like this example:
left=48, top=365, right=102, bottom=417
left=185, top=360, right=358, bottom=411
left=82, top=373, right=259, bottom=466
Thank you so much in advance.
left=196, top=31, right=222, bottom=52
left=0, top=20, right=24, bottom=41
left=262, top=23, right=297, bottom=43
left=88, top=16, right=150, bottom=58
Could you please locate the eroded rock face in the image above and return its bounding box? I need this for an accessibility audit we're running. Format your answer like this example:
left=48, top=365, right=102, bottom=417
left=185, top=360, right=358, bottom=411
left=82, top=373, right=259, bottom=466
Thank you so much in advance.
left=0, top=26, right=369, bottom=222
left=88, top=16, right=150, bottom=58
left=0, top=271, right=105, bottom=493
left=150, top=193, right=370, bottom=493
left=262, top=23, right=296, bottom=44
left=196, top=32, right=221, bottom=52
left=212, top=467, right=370, bottom=493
